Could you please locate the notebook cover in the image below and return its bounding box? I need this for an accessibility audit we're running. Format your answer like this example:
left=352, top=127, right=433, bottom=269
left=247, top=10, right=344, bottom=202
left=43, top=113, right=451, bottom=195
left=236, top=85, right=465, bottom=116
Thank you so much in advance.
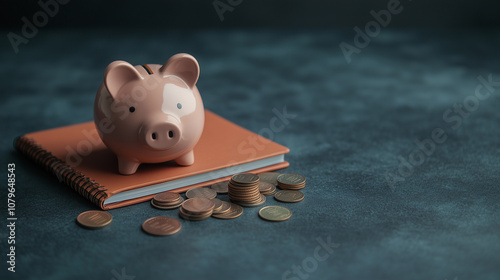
left=16, top=110, right=289, bottom=209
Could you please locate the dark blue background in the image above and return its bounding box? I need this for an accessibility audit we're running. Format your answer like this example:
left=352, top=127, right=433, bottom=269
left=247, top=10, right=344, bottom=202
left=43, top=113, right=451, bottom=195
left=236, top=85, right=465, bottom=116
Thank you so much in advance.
left=2, top=0, right=500, bottom=28
left=1, top=1, right=500, bottom=280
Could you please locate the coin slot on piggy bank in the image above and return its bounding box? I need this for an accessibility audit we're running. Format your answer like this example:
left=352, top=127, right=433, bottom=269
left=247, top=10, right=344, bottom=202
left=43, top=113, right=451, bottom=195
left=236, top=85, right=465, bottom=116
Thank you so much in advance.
left=94, top=53, right=205, bottom=175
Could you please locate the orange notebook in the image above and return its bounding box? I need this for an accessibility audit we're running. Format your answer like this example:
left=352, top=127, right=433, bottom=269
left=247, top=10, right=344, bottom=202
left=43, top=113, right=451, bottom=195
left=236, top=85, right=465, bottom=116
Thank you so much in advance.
left=15, top=110, right=289, bottom=209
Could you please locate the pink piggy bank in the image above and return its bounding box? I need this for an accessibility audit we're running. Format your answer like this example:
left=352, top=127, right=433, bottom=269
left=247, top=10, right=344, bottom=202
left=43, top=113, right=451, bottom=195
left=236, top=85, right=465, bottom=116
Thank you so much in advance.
left=94, top=53, right=205, bottom=175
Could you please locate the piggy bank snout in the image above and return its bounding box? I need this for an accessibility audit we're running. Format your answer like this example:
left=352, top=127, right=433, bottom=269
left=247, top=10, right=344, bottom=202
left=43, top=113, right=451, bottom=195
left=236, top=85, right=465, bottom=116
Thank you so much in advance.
left=142, top=117, right=181, bottom=150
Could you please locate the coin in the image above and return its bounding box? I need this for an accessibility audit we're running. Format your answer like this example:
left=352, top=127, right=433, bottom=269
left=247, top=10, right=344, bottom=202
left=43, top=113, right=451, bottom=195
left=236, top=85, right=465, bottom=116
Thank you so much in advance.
left=153, top=192, right=182, bottom=204
left=185, top=188, right=217, bottom=199
left=228, top=173, right=263, bottom=206
left=274, top=190, right=304, bottom=203
left=212, top=203, right=243, bottom=219
left=179, top=207, right=213, bottom=221
left=77, top=210, right=112, bottom=228
left=212, top=198, right=223, bottom=212
left=151, top=199, right=184, bottom=210
left=237, top=194, right=267, bottom=207
left=258, top=206, right=292, bottom=222
left=258, top=172, right=280, bottom=186
left=261, top=185, right=277, bottom=196
left=151, top=191, right=184, bottom=209
left=259, top=181, right=275, bottom=193
left=142, top=216, right=182, bottom=236
left=210, top=181, right=229, bottom=194
left=231, top=173, right=260, bottom=185
left=181, top=198, right=215, bottom=214
left=277, top=173, right=306, bottom=190
left=212, top=201, right=232, bottom=215
left=179, top=198, right=215, bottom=221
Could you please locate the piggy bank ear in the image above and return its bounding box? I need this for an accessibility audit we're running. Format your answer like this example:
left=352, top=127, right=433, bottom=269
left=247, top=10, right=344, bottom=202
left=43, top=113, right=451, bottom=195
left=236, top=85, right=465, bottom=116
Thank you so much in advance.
left=104, top=61, right=143, bottom=99
left=159, top=53, right=200, bottom=88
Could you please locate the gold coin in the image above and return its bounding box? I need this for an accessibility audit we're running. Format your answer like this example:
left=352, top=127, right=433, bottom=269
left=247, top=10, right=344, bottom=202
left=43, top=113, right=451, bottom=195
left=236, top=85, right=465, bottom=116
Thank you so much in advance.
left=142, top=216, right=182, bottom=236
left=77, top=210, right=112, bottom=228
left=212, top=203, right=243, bottom=219
left=258, top=206, right=292, bottom=222
left=185, top=188, right=217, bottom=199
left=274, top=190, right=304, bottom=203
left=211, top=181, right=229, bottom=194
left=258, top=172, right=280, bottom=185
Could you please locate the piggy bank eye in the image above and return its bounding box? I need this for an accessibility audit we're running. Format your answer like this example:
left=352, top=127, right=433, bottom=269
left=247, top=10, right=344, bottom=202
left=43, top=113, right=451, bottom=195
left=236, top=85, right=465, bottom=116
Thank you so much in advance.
left=129, top=106, right=135, bottom=113
left=177, top=103, right=182, bottom=109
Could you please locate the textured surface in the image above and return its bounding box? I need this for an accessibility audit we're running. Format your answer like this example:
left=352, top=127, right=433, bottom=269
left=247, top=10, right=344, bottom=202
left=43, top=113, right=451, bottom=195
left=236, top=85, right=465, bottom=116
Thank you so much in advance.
left=1, top=29, right=500, bottom=280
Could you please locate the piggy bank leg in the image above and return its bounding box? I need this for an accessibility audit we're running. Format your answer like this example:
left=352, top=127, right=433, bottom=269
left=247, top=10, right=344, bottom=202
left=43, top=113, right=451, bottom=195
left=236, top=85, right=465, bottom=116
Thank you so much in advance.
left=118, top=157, right=140, bottom=175
left=175, top=150, right=194, bottom=166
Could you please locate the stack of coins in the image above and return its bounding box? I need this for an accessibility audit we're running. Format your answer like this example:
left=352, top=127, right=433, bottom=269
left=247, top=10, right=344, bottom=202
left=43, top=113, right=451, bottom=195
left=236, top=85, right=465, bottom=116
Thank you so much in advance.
left=179, top=198, right=215, bottom=221
left=277, top=173, right=306, bottom=190
left=212, top=202, right=243, bottom=219
left=185, top=187, right=217, bottom=199
left=212, top=200, right=232, bottom=215
left=228, top=173, right=266, bottom=207
left=259, top=181, right=277, bottom=196
left=211, top=198, right=224, bottom=213
left=151, top=192, right=184, bottom=209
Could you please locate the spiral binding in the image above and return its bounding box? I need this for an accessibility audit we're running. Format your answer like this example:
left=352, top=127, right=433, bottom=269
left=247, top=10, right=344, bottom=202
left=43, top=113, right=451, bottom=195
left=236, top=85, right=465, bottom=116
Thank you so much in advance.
left=15, top=136, right=108, bottom=208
